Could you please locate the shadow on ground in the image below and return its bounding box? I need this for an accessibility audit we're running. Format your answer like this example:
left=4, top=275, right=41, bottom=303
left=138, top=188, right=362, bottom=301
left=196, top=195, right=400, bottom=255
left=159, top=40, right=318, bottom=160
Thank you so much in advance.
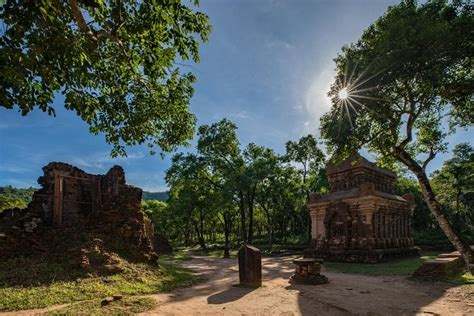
left=157, top=255, right=472, bottom=315
left=207, top=286, right=256, bottom=304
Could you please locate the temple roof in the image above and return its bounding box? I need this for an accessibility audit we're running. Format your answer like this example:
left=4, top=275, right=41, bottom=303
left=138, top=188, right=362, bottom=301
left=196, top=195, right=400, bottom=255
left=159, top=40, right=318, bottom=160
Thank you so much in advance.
left=309, top=188, right=409, bottom=204
left=327, top=153, right=396, bottom=178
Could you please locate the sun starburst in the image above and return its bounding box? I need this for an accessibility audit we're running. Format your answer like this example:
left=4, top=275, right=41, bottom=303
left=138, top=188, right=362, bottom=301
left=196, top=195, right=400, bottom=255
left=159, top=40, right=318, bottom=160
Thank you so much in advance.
left=332, top=61, right=385, bottom=132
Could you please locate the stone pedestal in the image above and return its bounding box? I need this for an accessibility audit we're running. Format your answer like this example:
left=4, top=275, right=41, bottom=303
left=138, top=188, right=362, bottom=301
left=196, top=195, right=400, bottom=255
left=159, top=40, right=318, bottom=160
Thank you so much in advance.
left=290, top=258, right=329, bottom=285
left=238, top=245, right=262, bottom=287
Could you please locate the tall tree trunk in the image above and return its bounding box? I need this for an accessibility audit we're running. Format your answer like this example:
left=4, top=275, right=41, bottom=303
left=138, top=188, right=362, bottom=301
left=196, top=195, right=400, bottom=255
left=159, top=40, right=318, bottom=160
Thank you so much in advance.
left=261, top=204, right=274, bottom=251
left=239, top=191, right=247, bottom=244
left=193, top=210, right=208, bottom=252
left=246, top=186, right=256, bottom=244
left=397, top=150, right=474, bottom=271
left=222, top=211, right=232, bottom=258
left=247, top=203, right=254, bottom=244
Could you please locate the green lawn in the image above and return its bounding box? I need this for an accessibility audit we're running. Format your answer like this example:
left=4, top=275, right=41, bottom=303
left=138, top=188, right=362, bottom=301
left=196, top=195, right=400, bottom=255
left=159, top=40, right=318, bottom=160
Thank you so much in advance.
left=0, top=255, right=201, bottom=312
left=324, top=252, right=439, bottom=276
left=323, top=251, right=474, bottom=285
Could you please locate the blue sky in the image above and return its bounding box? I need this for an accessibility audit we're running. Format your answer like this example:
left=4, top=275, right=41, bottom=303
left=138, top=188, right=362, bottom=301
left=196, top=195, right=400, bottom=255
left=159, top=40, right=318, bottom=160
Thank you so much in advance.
left=1, top=0, right=472, bottom=191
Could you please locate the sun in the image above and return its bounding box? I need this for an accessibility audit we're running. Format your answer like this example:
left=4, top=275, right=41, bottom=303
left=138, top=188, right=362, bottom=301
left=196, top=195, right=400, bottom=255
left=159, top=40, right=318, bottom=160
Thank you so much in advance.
left=338, top=87, right=349, bottom=100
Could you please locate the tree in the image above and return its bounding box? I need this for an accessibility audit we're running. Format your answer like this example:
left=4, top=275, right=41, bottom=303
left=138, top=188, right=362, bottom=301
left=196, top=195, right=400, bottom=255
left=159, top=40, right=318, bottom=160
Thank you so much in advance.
left=285, top=135, right=325, bottom=192
left=320, top=0, right=474, bottom=269
left=1, top=0, right=211, bottom=156
left=0, top=195, right=27, bottom=212
left=196, top=119, right=248, bottom=243
left=284, top=135, right=325, bottom=241
left=432, top=143, right=474, bottom=242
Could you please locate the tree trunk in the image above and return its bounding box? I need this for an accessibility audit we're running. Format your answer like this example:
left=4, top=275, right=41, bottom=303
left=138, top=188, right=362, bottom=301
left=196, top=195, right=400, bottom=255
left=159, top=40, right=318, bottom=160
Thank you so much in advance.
left=247, top=203, right=254, bottom=244
left=239, top=191, right=247, bottom=244
left=246, top=186, right=256, bottom=244
left=193, top=218, right=208, bottom=252
left=397, top=150, right=474, bottom=271
left=223, top=211, right=232, bottom=258
left=261, top=203, right=273, bottom=251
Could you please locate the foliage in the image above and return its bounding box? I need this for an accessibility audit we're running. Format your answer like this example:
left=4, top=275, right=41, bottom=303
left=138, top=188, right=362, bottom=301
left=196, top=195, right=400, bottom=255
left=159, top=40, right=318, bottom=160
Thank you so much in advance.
left=142, top=199, right=169, bottom=233
left=393, top=176, right=434, bottom=233
left=320, top=0, right=474, bottom=265
left=322, top=1, right=473, bottom=158
left=0, top=255, right=200, bottom=311
left=163, top=118, right=327, bottom=253
left=46, top=296, right=156, bottom=315
left=431, top=143, right=474, bottom=242
left=0, top=195, right=27, bottom=212
left=0, top=186, right=36, bottom=212
left=0, top=0, right=211, bottom=156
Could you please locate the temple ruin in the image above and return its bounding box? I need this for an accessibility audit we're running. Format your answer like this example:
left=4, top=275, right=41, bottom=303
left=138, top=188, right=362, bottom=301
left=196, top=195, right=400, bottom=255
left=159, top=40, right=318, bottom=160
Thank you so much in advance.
left=0, top=162, right=157, bottom=264
left=306, top=154, right=418, bottom=262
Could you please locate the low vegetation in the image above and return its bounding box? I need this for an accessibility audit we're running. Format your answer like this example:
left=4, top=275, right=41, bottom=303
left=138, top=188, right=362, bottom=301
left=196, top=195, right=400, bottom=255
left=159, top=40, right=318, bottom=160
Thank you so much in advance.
left=324, top=251, right=440, bottom=276
left=324, top=251, right=473, bottom=285
left=0, top=255, right=201, bottom=312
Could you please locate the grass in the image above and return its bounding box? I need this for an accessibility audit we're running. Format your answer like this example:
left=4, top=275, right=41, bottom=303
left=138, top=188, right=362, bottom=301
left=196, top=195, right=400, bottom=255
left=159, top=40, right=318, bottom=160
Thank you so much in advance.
left=0, top=255, right=201, bottom=312
left=46, top=296, right=156, bottom=315
left=445, top=271, right=474, bottom=286
left=324, top=251, right=440, bottom=276
left=189, top=248, right=239, bottom=258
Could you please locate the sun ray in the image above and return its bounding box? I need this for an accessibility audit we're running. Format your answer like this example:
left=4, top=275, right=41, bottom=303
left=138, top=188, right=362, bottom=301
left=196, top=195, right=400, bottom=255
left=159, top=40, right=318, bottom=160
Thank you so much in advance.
left=350, top=67, right=387, bottom=92
left=347, top=96, right=371, bottom=112
left=347, top=59, right=360, bottom=87
left=351, top=94, right=382, bottom=101
left=348, top=59, right=375, bottom=89
left=343, top=100, right=354, bottom=129
left=348, top=86, right=378, bottom=94
left=346, top=99, right=360, bottom=114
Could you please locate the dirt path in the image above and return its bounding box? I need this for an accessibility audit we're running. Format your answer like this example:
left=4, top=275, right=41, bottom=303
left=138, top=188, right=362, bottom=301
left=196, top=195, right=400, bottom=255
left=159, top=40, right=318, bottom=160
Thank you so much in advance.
left=142, top=256, right=473, bottom=316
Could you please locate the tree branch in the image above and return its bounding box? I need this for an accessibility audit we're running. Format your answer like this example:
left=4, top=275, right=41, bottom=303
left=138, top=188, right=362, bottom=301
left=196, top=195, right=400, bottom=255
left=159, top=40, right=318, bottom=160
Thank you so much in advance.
left=69, top=0, right=98, bottom=42
left=422, top=148, right=436, bottom=171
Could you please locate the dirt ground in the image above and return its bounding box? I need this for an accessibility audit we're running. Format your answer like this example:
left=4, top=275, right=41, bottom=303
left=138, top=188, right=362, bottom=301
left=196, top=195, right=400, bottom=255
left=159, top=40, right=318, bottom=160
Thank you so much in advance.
left=143, top=256, right=473, bottom=316
left=2, top=255, right=472, bottom=316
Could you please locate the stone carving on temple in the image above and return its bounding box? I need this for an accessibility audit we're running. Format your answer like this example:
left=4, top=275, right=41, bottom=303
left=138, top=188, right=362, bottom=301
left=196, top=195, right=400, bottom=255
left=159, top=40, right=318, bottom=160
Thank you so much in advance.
left=306, top=154, right=419, bottom=262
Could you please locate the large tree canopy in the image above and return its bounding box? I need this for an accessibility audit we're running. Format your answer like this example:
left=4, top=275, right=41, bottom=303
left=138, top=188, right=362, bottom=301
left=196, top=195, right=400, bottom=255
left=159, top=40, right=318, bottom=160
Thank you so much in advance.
left=0, top=0, right=211, bottom=156
left=320, top=0, right=473, bottom=269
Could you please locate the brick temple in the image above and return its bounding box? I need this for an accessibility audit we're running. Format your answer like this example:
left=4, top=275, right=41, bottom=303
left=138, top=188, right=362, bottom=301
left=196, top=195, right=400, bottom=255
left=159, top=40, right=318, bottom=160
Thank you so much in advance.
left=306, top=154, right=418, bottom=262
left=0, top=162, right=157, bottom=263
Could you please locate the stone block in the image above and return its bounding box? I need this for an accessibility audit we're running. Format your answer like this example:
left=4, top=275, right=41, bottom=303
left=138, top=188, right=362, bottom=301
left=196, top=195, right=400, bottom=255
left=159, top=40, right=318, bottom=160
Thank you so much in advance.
left=238, top=244, right=262, bottom=287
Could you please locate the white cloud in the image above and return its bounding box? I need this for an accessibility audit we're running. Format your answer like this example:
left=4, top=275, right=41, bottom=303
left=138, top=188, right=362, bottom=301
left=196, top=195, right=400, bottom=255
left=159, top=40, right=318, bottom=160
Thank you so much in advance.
left=230, top=110, right=249, bottom=119
left=266, top=39, right=295, bottom=50
left=70, top=151, right=146, bottom=172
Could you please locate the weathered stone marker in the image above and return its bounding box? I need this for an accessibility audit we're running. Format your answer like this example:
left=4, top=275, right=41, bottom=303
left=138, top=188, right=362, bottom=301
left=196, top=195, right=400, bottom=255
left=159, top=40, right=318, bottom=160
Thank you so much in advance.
left=238, top=244, right=262, bottom=287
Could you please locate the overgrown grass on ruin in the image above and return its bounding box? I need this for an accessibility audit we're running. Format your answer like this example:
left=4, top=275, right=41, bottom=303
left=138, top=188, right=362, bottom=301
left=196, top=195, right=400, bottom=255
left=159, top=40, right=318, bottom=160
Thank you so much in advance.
left=0, top=255, right=201, bottom=312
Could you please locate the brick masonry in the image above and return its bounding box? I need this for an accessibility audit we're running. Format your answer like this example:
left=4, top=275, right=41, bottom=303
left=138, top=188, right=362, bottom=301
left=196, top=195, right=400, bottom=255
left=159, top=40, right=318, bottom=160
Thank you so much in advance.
left=0, top=162, right=157, bottom=263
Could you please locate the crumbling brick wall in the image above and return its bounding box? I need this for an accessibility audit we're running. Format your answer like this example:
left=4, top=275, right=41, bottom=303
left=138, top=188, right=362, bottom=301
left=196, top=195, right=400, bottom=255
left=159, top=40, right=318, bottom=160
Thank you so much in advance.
left=0, top=162, right=157, bottom=263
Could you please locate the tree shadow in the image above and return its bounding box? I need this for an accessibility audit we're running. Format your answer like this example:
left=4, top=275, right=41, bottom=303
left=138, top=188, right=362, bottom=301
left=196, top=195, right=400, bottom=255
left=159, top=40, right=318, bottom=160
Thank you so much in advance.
left=207, top=285, right=256, bottom=304
left=287, top=268, right=470, bottom=315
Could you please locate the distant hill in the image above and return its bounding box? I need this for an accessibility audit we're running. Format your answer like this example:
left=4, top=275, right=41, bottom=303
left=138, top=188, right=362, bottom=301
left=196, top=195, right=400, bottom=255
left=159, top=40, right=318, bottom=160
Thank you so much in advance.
left=142, top=191, right=168, bottom=202
left=0, top=185, right=167, bottom=207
